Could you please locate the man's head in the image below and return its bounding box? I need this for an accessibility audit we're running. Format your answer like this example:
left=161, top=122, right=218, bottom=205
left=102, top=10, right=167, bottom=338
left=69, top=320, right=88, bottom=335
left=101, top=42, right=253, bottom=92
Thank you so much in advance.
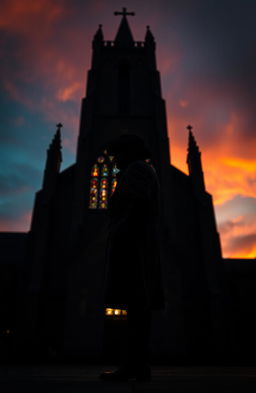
left=107, top=134, right=151, bottom=170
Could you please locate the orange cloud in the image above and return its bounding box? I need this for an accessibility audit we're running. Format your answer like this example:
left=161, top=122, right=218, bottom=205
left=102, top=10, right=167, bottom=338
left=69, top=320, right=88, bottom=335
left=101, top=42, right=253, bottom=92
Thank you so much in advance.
left=224, top=232, right=256, bottom=258
left=221, top=158, right=256, bottom=173
left=168, top=110, right=256, bottom=258
left=57, top=82, right=82, bottom=102
left=169, top=111, right=256, bottom=204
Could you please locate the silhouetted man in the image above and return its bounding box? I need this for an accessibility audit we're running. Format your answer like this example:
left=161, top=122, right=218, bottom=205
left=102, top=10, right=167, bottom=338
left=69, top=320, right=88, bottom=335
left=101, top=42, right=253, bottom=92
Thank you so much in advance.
left=101, top=134, right=164, bottom=382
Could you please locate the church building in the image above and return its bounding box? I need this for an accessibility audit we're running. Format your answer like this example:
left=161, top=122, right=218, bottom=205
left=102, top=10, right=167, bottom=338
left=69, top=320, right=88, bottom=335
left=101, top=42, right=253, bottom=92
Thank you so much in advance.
left=2, top=8, right=256, bottom=363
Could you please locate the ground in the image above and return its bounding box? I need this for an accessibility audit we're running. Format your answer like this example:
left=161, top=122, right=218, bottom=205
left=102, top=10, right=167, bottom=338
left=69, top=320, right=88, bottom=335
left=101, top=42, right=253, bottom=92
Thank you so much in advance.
left=2, top=365, right=256, bottom=392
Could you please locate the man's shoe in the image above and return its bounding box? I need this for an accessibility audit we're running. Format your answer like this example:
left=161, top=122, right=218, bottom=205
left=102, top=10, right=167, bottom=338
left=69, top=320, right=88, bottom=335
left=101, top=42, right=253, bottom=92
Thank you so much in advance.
left=99, top=365, right=151, bottom=382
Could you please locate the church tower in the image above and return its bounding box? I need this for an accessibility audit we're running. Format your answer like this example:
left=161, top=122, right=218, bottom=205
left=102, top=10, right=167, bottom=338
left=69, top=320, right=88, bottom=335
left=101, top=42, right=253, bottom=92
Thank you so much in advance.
left=28, top=9, right=223, bottom=361
left=72, top=8, right=170, bottom=237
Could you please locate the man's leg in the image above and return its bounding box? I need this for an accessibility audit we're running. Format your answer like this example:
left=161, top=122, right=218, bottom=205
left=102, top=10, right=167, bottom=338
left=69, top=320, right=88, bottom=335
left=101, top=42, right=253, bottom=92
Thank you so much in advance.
left=100, top=306, right=151, bottom=381
left=124, top=305, right=151, bottom=376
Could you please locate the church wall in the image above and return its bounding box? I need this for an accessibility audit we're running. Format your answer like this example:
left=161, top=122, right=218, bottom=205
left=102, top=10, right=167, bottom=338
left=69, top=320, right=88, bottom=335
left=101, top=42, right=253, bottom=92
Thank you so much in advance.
left=27, top=165, right=78, bottom=356
left=0, top=233, right=28, bottom=360
left=146, top=165, right=215, bottom=361
left=63, top=210, right=108, bottom=358
left=221, top=259, right=256, bottom=363
left=89, top=47, right=158, bottom=118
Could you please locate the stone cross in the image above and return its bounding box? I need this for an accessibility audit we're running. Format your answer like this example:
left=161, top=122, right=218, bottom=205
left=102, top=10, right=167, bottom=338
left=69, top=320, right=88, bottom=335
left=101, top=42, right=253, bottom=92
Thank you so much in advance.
left=114, top=7, right=135, bottom=17
left=56, top=123, right=63, bottom=130
left=187, top=125, right=193, bottom=132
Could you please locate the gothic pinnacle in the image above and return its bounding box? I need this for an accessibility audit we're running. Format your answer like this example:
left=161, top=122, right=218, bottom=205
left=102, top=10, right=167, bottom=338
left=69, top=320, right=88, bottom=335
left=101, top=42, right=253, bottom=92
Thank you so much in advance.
left=187, top=124, right=199, bottom=154
left=48, top=123, right=62, bottom=162
left=145, top=25, right=155, bottom=45
left=94, top=24, right=104, bottom=42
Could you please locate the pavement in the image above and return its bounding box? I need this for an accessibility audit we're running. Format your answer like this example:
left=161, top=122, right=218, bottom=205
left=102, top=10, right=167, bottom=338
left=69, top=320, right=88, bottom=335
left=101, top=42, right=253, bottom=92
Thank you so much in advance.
left=2, top=365, right=256, bottom=392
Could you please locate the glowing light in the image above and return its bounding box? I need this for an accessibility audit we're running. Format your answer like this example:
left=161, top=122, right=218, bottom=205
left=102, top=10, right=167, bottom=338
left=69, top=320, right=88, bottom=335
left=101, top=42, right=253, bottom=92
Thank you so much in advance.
left=99, top=177, right=108, bottom=208
left=89, top=178, right=98, bottom=209
left=112, top=164, right=119, bottom=175
left=111, top=178, right=117, bottom=194
left=91, top=164, right=99, bottom=177
left=106, top=308, right=113, bottom=316
left=105, top=308, right=127, bottom=317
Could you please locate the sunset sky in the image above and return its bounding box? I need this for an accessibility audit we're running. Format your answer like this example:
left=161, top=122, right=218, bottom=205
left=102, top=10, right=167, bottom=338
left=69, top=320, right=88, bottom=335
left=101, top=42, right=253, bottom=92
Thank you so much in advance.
left=0, top=0, right=255, bottom=258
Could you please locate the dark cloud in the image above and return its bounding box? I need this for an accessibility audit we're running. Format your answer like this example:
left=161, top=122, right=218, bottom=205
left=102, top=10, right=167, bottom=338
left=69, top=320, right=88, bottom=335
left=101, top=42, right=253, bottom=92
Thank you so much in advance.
left=216, top=195, right=256, bottom=223
left=0, top=163, right=40, bottom=196
left=227, top=233, right=256, bottom=256
left=219, top=219, right=244, bottom=236
left=160, top=0, right=256, bottom=144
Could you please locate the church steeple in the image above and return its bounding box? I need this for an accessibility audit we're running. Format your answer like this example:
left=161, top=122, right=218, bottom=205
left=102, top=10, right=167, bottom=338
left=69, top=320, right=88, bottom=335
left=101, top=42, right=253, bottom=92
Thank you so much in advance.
left=114, top=7, right=135, bottom=47
left=42, top=123, right=62, bottom=194
left=186, top=125, right=205, bottom=192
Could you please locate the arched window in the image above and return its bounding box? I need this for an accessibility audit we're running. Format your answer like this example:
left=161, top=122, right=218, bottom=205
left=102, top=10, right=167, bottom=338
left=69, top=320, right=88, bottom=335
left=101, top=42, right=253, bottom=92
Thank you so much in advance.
left=89, top=151, right=118, bottom=209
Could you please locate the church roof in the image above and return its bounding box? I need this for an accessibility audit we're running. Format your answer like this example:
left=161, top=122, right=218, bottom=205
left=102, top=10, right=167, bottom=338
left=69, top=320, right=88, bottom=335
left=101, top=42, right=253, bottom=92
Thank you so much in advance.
left=114, top=15, right=134, bottom=47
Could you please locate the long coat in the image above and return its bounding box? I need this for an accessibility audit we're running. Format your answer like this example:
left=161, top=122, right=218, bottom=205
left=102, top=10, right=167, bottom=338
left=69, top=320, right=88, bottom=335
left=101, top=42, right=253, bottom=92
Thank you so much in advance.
left=104, top=160, right=164, bottom=310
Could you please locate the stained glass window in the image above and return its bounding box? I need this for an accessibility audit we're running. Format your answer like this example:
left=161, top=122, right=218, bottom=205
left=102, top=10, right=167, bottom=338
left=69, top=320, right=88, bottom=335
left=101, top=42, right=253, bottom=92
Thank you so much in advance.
left=88, top=151, right=118, bottom=209
left=112, top=164, right=119, bottom=176
left=91, top=164, right=99, bottom=177
left=101, top=164, right=108, bottom=177
left=89, top=178, right=98, bottom=209
left=99, top=178, right=108, bottom=208
left=97, top=156, right=105, bottom=164
left=111, top=178, right=117, bottom=194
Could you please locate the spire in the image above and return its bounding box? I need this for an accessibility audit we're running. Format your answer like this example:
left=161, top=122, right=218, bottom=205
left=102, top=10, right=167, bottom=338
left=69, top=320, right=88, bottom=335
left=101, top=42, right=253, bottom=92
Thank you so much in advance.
left=114, top=7, right=135, bottom=47
left=93, top=24, right=104, bottom=48
left=186, top=125, right=205, bottom=192
left=145, top=25, right=155, bottom=48
left=187, top=125, right=200, bottom=158
left=42, top=123, right=62, bottom=192
left=49, top=123, right=62, bottom=159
